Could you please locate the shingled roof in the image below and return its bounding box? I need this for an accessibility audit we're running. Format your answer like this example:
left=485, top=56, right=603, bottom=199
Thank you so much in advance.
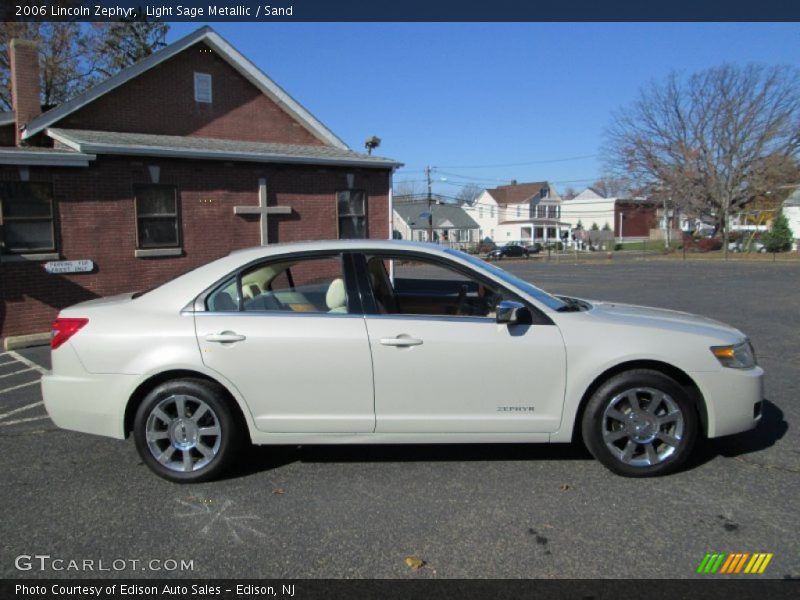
left=47, top=128, right=401, bottom=169
left=485, top=181, right=547, bottom=205
left=394, top=202, right=479, bottom=230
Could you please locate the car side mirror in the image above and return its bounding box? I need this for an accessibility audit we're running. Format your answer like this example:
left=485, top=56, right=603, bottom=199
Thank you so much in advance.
left=496, top=300, right=533, bottom=326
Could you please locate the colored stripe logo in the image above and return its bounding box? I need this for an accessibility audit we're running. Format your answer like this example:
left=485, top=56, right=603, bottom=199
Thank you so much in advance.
left=697, top=552, right=773, bottom=574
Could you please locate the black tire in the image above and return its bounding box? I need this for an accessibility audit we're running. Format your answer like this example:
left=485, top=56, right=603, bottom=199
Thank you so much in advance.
left=133, top=378, right=243, bottom=483
left=581, top=369, right=698, bottom=477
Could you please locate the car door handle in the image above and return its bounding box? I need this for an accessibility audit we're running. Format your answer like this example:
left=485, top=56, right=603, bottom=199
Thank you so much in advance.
left=204, top=332, right=246, bottom=343
left=380, top=336, right=423, bottom=347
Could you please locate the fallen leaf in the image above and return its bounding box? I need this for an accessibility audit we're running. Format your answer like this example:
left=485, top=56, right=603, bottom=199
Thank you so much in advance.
left=404, top=556, right=426, bottom=570
left=272, top=488, right=285, bottom=495
left=559, top=484, right=571, bottom=491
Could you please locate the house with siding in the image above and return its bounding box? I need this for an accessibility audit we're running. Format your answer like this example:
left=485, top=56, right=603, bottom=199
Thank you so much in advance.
left=0, top=27, right=401, bottom=345
left=560, top=187, right=658, bottom=241
left=464, top=181, right=570, bottom=244
left=392, top=201, right=479, bottom=245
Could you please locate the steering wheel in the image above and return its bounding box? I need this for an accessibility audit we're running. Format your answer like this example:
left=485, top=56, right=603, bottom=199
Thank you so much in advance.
left=456, top=284, right=471, bottom=316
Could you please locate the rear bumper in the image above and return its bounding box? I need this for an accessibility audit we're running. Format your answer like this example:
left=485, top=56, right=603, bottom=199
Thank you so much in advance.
left=693, top=366, right=764, bottom=438
left=41, top=372, right=136, bottom=440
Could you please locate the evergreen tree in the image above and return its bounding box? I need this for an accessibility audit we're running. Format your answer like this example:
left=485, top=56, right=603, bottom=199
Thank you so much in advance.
left=764, top=209, right=794, bottom=252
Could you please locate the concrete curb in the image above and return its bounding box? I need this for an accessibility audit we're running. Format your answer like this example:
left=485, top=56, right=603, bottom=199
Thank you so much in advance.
left=3, top=332, right=50, bottom=351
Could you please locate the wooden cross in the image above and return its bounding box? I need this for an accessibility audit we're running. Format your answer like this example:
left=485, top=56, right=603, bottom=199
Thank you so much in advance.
left=233, top=178, right=291, bottom=245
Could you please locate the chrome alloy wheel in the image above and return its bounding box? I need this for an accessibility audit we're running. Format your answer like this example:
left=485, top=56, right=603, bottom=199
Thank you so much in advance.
left=601, top=387, right=685, bottom=467
left=145, top=394, right=222, bottom=473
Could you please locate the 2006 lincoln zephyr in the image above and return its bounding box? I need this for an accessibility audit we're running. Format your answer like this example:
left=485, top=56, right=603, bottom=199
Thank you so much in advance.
left=42, top=240, right=763, bottom=482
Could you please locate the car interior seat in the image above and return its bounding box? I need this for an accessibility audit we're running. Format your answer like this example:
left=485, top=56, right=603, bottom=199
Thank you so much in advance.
left=326, top=278, right=348, bottom=313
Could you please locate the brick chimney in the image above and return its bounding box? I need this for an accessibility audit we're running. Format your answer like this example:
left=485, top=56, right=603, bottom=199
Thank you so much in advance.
left=9, top=39, right=41, bottom=145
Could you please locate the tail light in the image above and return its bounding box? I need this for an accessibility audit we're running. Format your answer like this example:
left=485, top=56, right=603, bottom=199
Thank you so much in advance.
left=51, top=318, right=88, bottom=350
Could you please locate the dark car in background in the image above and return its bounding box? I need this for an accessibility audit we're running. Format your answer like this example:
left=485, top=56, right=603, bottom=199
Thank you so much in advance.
left=487, top=244, right=529, bottom=260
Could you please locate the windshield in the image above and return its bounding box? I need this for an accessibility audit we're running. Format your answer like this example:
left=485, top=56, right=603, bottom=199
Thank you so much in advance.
left=444, top=248, right=567, bottom=311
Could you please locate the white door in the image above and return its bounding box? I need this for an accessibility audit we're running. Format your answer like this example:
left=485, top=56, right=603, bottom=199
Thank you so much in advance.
left=366, top=316, right=566, bottom=433
left=195, top=254, right=374, bottom=433
left=361, top=254, right=566, bottom=433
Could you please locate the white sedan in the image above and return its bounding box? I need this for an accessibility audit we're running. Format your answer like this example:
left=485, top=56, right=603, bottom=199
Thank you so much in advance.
left=42, top=240, right=763, bottom=481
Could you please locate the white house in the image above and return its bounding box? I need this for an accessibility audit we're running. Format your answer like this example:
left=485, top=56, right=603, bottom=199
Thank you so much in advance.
left=464, top=189, right=500, bottom=241
left=463, top=181, right=570, bottom=244
left=393, top=201, right=480, bottom=245
left=559, top=187, right=616, bottom=232
left=784, top=186, right=800, bottom=248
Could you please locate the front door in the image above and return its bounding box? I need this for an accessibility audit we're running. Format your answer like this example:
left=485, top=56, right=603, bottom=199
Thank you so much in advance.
left=195, top=253, right=375, bottom=433
left=360, top=253, right=567, bottom=433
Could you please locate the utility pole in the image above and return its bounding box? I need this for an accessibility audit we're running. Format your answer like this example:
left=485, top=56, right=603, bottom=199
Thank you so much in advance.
left=425, top=165, right=433, bottom=242
left=663, top=194, right=671, bottom=249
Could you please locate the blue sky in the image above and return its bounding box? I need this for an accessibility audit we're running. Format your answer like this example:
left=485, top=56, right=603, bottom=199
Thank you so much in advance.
left=168, top=23, right=800, bottom=197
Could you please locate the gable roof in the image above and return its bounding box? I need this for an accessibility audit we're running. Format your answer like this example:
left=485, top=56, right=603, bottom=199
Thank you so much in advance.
left=47, top=128, right=401, bottom=169
left=571, top=187, right=606, bottom=200
left=486, top=182, right=547, bottom=205
left=394, top=202, right=479, bottom=230
left=22, top=27, right=348, bottom=149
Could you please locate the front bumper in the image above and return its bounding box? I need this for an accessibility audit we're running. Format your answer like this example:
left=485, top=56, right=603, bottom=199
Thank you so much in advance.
left=692, top=366, right=764, bottom=438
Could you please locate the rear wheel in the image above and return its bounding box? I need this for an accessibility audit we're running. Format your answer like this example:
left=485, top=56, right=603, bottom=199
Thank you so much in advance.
left=581, top=369, right=698, bottom=477
left=133, top=378, right=242, bottom=482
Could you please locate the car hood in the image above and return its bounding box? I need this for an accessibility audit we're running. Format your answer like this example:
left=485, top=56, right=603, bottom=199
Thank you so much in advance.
left=585, top=300, right=745, bottom=342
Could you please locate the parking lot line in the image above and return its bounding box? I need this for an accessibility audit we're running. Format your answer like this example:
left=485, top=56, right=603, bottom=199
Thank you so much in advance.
left=0, top=380, right=40, bottom=395
left=0, top=401, right=44, bottom=421
left=0, top=359, right=18, bottom=367
left=0, top=415, right=50, bottom=427
left=0, top=367, right=35, bottom=380
left=7, top=350, right=48, bottom=375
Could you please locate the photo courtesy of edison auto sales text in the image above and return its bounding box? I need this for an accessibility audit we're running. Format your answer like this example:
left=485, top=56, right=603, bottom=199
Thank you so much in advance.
left=15, top=584, right=296, bottom=596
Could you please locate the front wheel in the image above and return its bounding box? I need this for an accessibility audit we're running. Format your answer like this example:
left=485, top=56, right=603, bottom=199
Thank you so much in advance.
left=581, top=370, right=698, bottom=477
left=133, top=378, right=242, bottom=482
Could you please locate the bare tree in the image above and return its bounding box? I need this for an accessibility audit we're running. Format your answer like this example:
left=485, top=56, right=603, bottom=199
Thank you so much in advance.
left=0, top=21, right=169, bottom=112
left=0, top=22, right=96, bottom=110
left=591, top=175, right=632, bottom=198
left=606, top=64, right=800, bottom=256
left=393, top=179, right=426, bottom=201
left=455, top=182, right=482, bottom=205
left=88, top=22, right=168, bottom=78
left=561, top=186, right=577, bottom=200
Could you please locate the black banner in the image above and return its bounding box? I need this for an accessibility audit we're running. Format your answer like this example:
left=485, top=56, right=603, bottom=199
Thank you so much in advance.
left=2, top=0, right=800, bottom=22
left=2, top=579, right=800, bottom=600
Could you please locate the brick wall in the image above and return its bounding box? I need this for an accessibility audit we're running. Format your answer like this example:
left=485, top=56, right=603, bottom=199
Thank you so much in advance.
left=0, top=157, right=390, bottom=339
left=614, top=203, right=658, bottom=238
left=57, top=43, right=326, bottom=146
left=9, top=39, right=41, bottom=145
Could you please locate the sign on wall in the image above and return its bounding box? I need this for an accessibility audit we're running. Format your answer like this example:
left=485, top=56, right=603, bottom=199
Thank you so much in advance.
left=43, top=260, right=94, bottom=274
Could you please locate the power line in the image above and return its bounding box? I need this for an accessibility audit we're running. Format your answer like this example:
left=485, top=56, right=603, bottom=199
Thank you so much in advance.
left=435, top=154, right=598, bottom=169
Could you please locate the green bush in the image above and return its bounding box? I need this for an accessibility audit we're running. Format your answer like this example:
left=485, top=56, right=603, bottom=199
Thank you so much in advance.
left=614, top=243, right=623, bottom=251
left=763, top=210, right=793, bottom=252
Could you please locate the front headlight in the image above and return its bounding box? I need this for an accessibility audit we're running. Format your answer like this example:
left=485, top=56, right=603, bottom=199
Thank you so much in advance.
left=711, top=340, right=756, bottom=369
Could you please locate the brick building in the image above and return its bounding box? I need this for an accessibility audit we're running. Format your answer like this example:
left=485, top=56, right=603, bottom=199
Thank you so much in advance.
left=0, top=27, right=400, bottom=345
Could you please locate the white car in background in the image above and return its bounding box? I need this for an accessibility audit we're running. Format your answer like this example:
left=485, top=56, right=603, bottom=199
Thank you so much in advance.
left=42, top=240, right=763, bottom=482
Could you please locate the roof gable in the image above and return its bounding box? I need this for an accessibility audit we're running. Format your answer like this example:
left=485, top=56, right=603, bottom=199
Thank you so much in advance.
left=571, top=187, right=607, bottom=201
left=486, top=181, right=547, bottom=205
left=394, top=202, right=479, bottom=229
left=22, top=27, right=347, bottom=149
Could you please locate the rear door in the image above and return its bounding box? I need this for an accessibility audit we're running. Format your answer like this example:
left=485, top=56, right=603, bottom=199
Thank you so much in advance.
left=194, top=252, right=375, bottom=433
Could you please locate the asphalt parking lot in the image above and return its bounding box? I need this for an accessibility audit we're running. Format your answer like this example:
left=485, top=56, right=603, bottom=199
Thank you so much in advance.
left=1, top=259, right=798, bottom=579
